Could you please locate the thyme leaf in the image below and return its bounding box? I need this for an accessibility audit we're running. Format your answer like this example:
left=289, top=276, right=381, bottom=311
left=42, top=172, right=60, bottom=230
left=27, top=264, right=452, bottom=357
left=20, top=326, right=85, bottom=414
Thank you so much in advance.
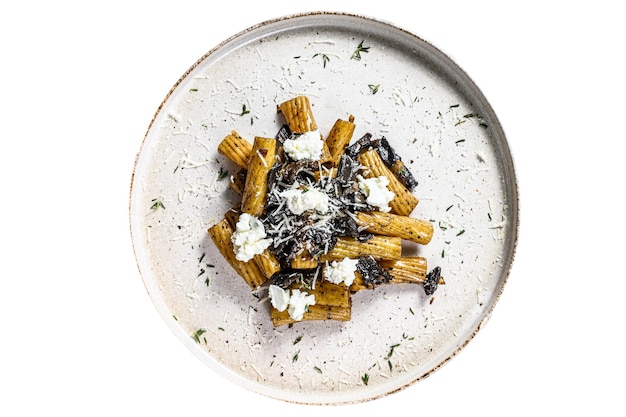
left=362, top=373, right=370, bottom=385
left=150, top=199, right=165, bottom=211
left=368, top=84, right=380, bottom=94
left=193, top=329, right=206, bottom=344
left=387, top=343, right=400, bottom=358
left=351, top=40, right=370, bottom=60
left=312, top=53, right=330, bottom=68
left=218, top=166, right=229, bottom=180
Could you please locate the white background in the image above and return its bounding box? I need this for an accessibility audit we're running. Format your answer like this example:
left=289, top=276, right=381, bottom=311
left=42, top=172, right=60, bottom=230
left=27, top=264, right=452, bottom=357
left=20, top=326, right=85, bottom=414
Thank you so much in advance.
left=1, top=1, right=623, bottom=415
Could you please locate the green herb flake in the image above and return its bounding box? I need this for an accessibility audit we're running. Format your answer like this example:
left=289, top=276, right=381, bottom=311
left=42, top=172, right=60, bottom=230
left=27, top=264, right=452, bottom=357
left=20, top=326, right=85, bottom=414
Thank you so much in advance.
left=368, top=84, right=380, bottom=94
left=362, top=373, right=370, bottom=385
left=189, top=88, right=198, bottom=92
left=455, top=139, right=466, bottom=144
left=193, top=329, right=206, bottom=344
left=293, top=335, right=303, bottom=345
left=204, top=277, right=210, bottom=286
left=450, top=104, right=460, bottom=108
left=409, top=307, right=415, bottom=315
left=240, top=104, right=250, bottom=116
left=388, top=360, right=393, bottom=372
left=388, top=343, right=400, bottom=358
left=456, top=229, right=466, bottom=237
left=199, top=253, right=205, bottom=263
left=150, top=199, right=165, bottom=211
left=217, top=327, right=225, bottom=331
left=446, top=204, right=454, bottom=211
left=463, top=113, right=476, bottom=119
left=314, top=366, right=322, bottom=374
left=218, top=166, right=229, bottom=180
left=292, top=350, right=300, bottom=363
left=351, top=40, right=370, bottom=60
left=312, top=53, right=330, bottom=68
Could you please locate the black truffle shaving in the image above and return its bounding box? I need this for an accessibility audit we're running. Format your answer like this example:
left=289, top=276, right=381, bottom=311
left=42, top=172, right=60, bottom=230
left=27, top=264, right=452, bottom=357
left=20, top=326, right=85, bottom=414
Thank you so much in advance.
left=423, top=266, right=441, bottom=296
left=336, top=154, right=363, bottom=191
left=271, top=268, right=318, bottom=289
left=331, top=215, right=373, bottom=242
left=306, top=228, right=338, bottom=257
left=376, top=137, right=419, bottom=191
left=345, top=133, right=375, bottom=159
left=275, top=124, right=291, bottom=144
left=356, top=256, right=393, bottom=287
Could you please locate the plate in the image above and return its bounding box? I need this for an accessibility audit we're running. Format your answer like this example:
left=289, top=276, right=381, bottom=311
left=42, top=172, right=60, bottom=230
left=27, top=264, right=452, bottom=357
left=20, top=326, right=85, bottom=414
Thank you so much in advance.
left=129, top=11, right=518, bottom=405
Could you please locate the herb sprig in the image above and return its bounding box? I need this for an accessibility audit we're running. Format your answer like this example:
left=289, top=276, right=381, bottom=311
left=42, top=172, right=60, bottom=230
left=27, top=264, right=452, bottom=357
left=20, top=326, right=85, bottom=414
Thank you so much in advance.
left=312, top=53, right=330, bottom=68
left=351, top=40, right=370, bottom=60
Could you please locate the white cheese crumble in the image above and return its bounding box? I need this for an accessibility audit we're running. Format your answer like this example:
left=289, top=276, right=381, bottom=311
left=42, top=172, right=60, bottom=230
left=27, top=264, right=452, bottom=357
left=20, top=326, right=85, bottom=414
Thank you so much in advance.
left=357, top=175, right=395, bottom=212
left=268, top=285, right=290, bottom=312
left=287, top=289, right=316, bottom=321
left=268, top=285, right=316, bottom=321
left=280, top=185, right=329, bottom=215
left=324, top=257, right=359, bottom=286
left=283, top=130, right=323, bottom=160
left=231, top=213, right=272, bottom=262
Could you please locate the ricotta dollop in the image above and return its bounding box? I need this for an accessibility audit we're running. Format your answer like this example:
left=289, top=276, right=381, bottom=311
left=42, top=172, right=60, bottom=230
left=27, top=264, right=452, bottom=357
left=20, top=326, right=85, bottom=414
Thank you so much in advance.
left=357, top=174, right=395, bottom=212
left=268, top=284, right=316, bottom=321
left=283, top=130, right=323, bottom=161
left=324, top=257, right=359, bottom=286
left=280, top=185, right=329, bottom=215
left=231, top=213, right=272, bottom=262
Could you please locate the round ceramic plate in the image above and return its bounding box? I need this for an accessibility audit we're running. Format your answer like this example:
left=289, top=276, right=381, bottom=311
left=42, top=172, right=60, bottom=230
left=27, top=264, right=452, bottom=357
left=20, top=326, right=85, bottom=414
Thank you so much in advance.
left=130, top=12, right=518, bottom=405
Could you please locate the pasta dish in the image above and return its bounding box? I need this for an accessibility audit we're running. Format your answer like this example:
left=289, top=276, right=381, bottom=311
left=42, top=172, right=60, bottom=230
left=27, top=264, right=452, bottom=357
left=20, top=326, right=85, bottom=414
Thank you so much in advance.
left=208, top=95, right=442, bottom=327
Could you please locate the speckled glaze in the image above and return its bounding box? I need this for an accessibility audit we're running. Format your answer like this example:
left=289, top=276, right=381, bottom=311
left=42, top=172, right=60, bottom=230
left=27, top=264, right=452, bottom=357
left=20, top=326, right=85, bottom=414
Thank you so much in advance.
left=130, top=12, right=518, bottom=405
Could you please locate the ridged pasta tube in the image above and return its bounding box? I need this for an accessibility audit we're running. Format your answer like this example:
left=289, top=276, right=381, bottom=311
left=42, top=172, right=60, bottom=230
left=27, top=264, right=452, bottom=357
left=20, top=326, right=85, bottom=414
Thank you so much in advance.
left=319, top=235, right=402, bottom=262
left=325, top=116, right=355, bottom=167
left=270, top=280, right=351, bottom=327
left=240, top=137, right=277, bottom=217
left=217, top=130, right=253, bottom=169
left=355, top=211, right=433, bottom=245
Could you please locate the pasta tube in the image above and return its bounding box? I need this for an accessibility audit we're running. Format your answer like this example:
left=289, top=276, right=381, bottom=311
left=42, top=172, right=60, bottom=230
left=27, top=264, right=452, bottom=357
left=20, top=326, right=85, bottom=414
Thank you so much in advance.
left=207, top=218, right=266, bottom=290
left=355, top=211, right=433, bottom=245
left=319, top=235, right=402, bottom=262
left=349, top=257, right=445, bottom=291
left=278, top=95, right=318, bottom=133
left=290, top=250, right=319, bottom=269
left=228, top=169, right=246, bottom=195
left=270, top=279, right=351, bottom=327
left=217, top=130, right=253, bottom=169
left=240, top=136, right=277, bottom=217
left=358, top=149, right=419, bottom=216
left=278, top=96, right=332, bottom=163
left=325, top=116, right=356, bottom=167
